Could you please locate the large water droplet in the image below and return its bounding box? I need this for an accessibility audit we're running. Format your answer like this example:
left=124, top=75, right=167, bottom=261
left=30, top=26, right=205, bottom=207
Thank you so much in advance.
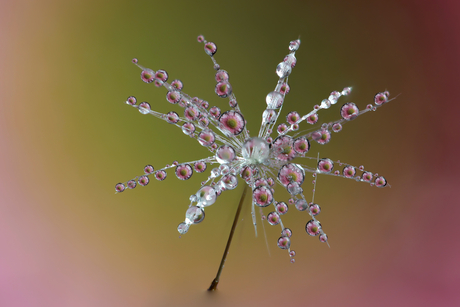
left=266, top=91, right=284, bottom=109
left=177, top=222, right=190, bottom=234
left=241, top=138, right=270, bottom=165
left=216, top=145, right=236, bottom=164
left=185, top=206, right=205, bottom=224
left=196, top=186, right=217, bottom=207
left=276, top=62, right=292, bottom=78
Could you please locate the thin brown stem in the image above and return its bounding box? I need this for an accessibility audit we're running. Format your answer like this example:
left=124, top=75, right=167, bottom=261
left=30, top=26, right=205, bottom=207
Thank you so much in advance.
left=208, top=184, right=249, bottom=291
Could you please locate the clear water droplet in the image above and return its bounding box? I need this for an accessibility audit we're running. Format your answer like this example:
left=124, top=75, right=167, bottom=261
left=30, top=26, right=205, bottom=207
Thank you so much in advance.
left=185, top=206, right=205, bottom=224
left=196, top=186, right=217, bottom=207
left=277, top=236, right=291, bottom=249
left=276, top=62, right=292, bottom=78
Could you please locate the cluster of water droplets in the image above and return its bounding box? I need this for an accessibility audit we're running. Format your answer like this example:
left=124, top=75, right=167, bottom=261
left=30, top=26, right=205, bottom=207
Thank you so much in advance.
left=115, top=35, right=393, bottom=263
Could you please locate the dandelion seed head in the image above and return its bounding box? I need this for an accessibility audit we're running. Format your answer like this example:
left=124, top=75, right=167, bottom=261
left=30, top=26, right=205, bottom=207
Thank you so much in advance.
left=116, top=34, right=394, bottom=262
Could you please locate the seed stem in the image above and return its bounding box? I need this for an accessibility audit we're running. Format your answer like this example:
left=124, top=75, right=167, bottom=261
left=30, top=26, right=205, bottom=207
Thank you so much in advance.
left=208, top=184, right=248, bottom=291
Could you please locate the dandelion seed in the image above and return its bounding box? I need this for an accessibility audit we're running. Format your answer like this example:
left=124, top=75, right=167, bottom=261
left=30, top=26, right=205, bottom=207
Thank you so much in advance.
left=115, top=34, right=394, bottom=290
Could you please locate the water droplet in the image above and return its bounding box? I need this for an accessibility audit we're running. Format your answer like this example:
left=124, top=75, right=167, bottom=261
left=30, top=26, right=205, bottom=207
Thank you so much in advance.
left=220, top=174, right=238, bottom=190
left=286, top=111, right=300, bottom=124
left=185, top=206, right=205, bottom=224
left=342, top=165, right=356, bottom=178
left=184, top=106, right=200, bottom=121
left=196, top=186, right=217, bottom=207
left=305, top=220, right=322, bottom=236
left=132, top=58, right=138, bottom=64
left=312, top=129, right=331, bottom=145
left=374, top=176, right=387, bottom=188
left=166, top=111, right=179, bottom=124
left=215, top=81, right=232, bottom=98
left=306, top=113, right=319, bottom=125
left=321, top=99, right=332, bottom=109
left=170, top=79, right=183, bottom=91
left=319, top=233, right=328, bottom=243
left=283, top=53, right=297, bottom=68
left=204, top=42, right=217, bottom=56
left=216, top=145, right=236, bottom=164
left=126, top=96, right=137, bottom=105
left=262, top=109, right=278, bottom=125
left=289, top=39, right=301, bottom=51
left=361, top=171, right=373, bottom=182
left=289, top=250, right=296, bottom=257
left=341, top=87, right=352, bottom=95
left=266, top=91, right=284, bottom=109
left=282, top=228, right=292, bottom=237
left=241, top=138, right=270, bottom=165
left=138, top=175, right=150, bottom=186
left=340, top=102, right=359, bottom=120
left=166, top=91, right=181, bottom=104
left=193, top=161, right=207, bottom=173
left=144, top=165, right=155, bottom=174
left=295, top=199, right=309, bottom=211
left=198, top=130, right=216, bottom=147
left=277, top=236, right=291, bottom=249
left=309, top=203, right=321, bottom=216
left=290, top=258, right=296, bottom=263
left=328, top=91, right=340, bottom=104
left=219, top=110, right=245, bottom=136
left=267, top=177, right=275, bottom=187
left=276, top=62, right=292, bottom=78
left=215, top=70, right=229, bottom=82
left=332, top=123, right=342, bottom=132
left=273, top=135, right=295, bottom=161
left=141, top=70, right=155, bottom=83
left=252, top=186, right=274, bottom=207
left=126, top=180, right=136, bottom=189
left=175, top=164, right=193, bottom=180
left=267, top=212, right=280, bottom=226
left=229, top=98, right=238, bottom=108
left=374, top=92, right=388, bottom=105
left=293, top=137, right=310, bottom=154
left=177, top=222, right=190, bottom=234
left=115, top=183, right=125, bottom=193
left=154, top=170, right=167, bottom=181
left=279, top=83, right=290, bottom=95
left=287, top=182, right=303, bottom=195
left=197, top=35, right=205, bottom=43
left=278, top=163, right=305, bottom=187
left=155, top=70, right=168, bottom=82
left=138, top=102, right=151, bottom=114
left=277, top=123, right=288, bottom=135
left=317, top=158, right=334, bottom=173
left=209, top=106, right=221, bottom=119
left=182, top=122, right=195, bottom=136
left=276, top=201, right=289, bottom=215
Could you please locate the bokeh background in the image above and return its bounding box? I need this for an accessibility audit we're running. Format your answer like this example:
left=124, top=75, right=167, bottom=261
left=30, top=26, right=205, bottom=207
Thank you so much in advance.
left=1, top=0, right=459, bottom=306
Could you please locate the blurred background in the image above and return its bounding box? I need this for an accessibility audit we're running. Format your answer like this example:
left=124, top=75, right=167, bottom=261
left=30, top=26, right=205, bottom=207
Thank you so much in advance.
left=1, top=0, right=459, bottom=306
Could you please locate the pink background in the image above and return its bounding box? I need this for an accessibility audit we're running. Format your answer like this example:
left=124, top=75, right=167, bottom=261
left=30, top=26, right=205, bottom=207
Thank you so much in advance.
left=1, top=0, right=459, bottom=306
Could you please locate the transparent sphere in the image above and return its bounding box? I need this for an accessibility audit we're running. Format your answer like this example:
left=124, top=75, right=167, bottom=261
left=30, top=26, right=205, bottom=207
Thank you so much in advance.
left=276, top=62, right=292, bottom=78
left=241, top=137, right=270, bottom=165
left=185, top=206, right=205, bottom=224
left=196, top=186, right=216, bottom=207
left=266, top=91, right=284, bottom=109
left=177, top=222, right=190, bottom=234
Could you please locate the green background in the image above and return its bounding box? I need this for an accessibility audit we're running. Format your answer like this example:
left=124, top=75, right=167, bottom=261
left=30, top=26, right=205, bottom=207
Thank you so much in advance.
left=2, top=0, right=459, bottom=306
